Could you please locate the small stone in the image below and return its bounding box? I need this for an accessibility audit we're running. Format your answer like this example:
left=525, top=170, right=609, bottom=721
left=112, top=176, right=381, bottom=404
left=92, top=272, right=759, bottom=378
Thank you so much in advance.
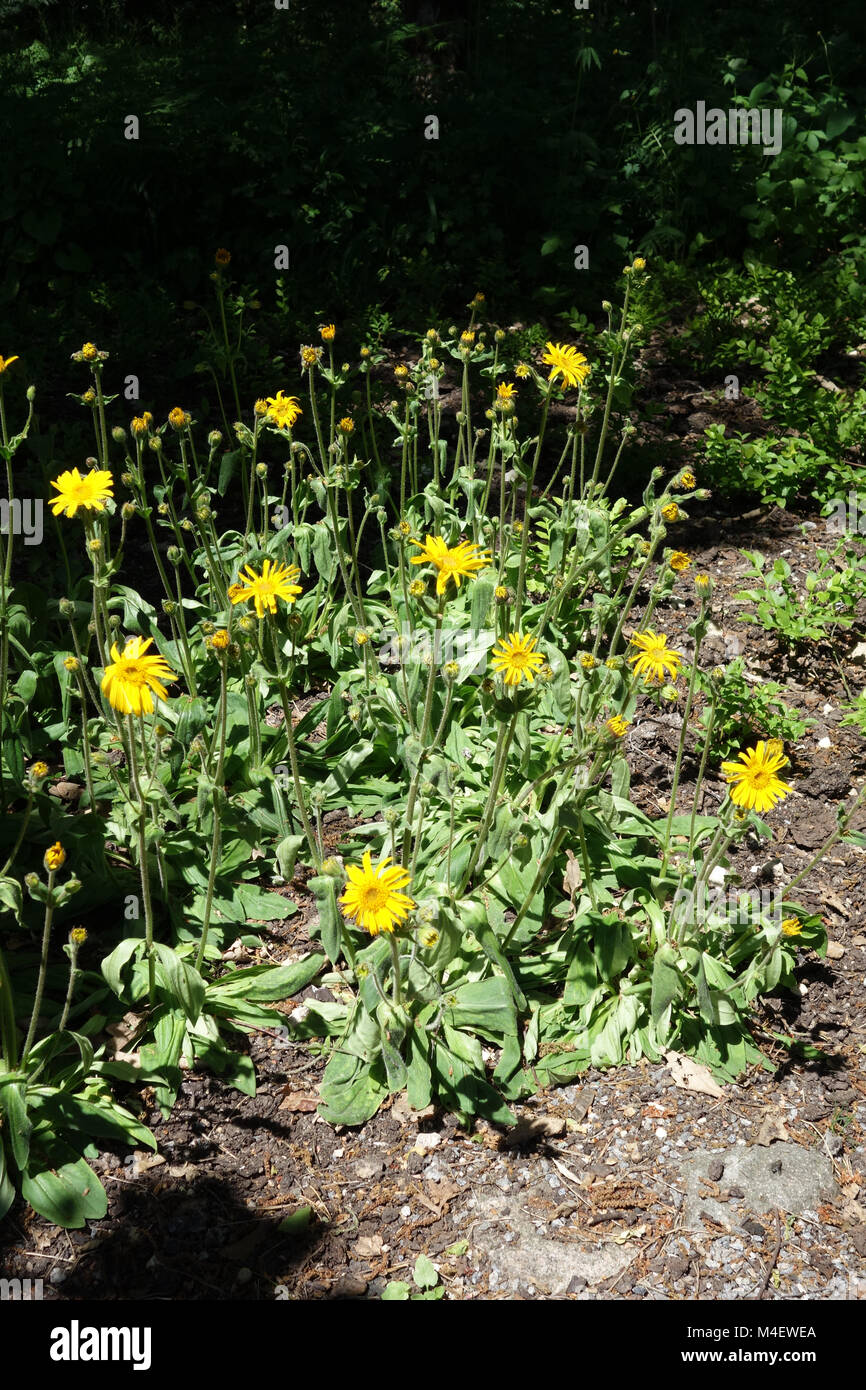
left=49, top=1267, right=67, bottom=1286
left=825, top=1134, right=844, bottom=1157
left=566, top=1275, right=587, bottom=1293
left=742, top=1219, right=765, bottom=1237
left=332, top=1276, right=369, bottom=1298
left=708, top=1160, right=724, bottom=1182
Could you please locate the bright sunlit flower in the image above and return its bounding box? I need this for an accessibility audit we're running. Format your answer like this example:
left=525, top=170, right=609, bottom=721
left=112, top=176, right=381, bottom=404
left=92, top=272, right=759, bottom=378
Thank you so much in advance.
left=81, top=342, right=99, bottom=361
left=542, top=341, right=590, bottom=390
left=300, top=345, right=322, bottom=368
left=781, top=918, right=802, bottom=937
left=721, top=740, right=793, bottom=814
left=606, top=715, right=629, bottom=738
left=338, top=416, right=355, bottom=434
left=320, top=323, right=336, bottom=342
left=0, top=354, right=19, bottom=374
left=210, top=629, right=230, bottom=650
left=669, top=551, right=691, bottom=572
left=515, top=362, right=531, bottom=378
left=44, top=841, right=66, bottom=872
left=230, top=559, right=303, bottom=617
left=168, top=407, right=189, bottom=429
left=661, top=502, right=680, bottom=523
left=265, top=391, right=302, bottom=430
left=49, top=468, right=114, bottom=518
left=101, top=636, right=178, bottom=715
left=339, top=851, right=415, bottom=936
left=409, top=535, right=490, bottom=596
left=628, top=630, right=683, bottom=684
left=677, top=471, right=696, bottom=490
left=495, top=381, right=517, bottom=412
left=491, top=632, right=545, bottom=686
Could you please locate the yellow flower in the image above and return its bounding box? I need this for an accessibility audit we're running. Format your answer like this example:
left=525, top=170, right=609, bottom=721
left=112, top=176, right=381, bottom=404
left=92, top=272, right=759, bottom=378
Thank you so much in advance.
left=82, top=389, right=96, bottom=405
left=265, top=391, right=302, bottom=431
left=339, top=851, right=415, bottom=936
left=44, top=841, right=66, bottom=872
left=70, top=926, right=87, bottom=945
left=63, top=656, right=80, bottom=672
left=494, top=584, right=509, bottom=601
left=781, top=918, right=802, bottom=937
left=472, top=292, right=485, bottom=304
left=542, top=341, right=590, bottom=390
left=661, top=502, right=680, bottom=523
left=101, top=636, right=178, bottom=715
left=300, top=345, right=322, bottom=368
left=0, top=354, right=20, bottom=374
left=409, top=579, right=426, bottom=598
left=338, top=417, right=355, bottom=434
left=491, top=631, right=545, bottom=686
left=215, top=248, right=231, bottom=266
left=694, top=573, right=712, bottom=595
left=444, top=660, right=460, bottom=679
left=632, top=256, right=646, bottom=271
left=29, top=761, right=49, bottom=779
left=360, top=346, right=372, bottom=358
left=399, top=520, right=412, bottom=536
left=669, top=551, right=691, bottom=572
left=628, top=630, right=683, bottom=684
left=606, top=715, right=629, bottom=738
left=81, top=342, right=99, bottom=361
left=460, top=331, right=475, bottom=346
left=394, top=364, right=409, bottom=380
left=515, top=362, right=531, bottom=379
left=409, top=535, right=490, bottom=596
left=580, top=652, right=596, bottom=670
left=355, top=630, right=369, bottom=646
left=419, top=927, right=440, bottom=949
left=320, top=323, right=336, bottom=342
left=210, top=629, right=230, bottom=650
left=230, top=559, right=303, bottom=617
left=721, top=740, right=793, bottom=814
left=168, top=407, right=189, bottom=429
left=130, top=415, right=149, bottom=435
left=49, top=468, right=114, bottom=518
left=677, top=470, right=696, bottom=490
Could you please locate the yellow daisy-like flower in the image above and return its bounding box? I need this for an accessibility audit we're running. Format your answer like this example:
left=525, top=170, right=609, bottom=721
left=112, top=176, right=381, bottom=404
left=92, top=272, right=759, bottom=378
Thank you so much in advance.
left=29, top=761, right=49, bottom=779
left=215, top=248, right=231, bottom=267
left=720, top=740, right=793, bottom=814
left=409, top=535, right=490, bottom=596
left=495, top=382, right=517, bottom=412
left=494, top=584, right=509, bottom=601
left=580, top=652, right=596, bottom=670
left=130, top=415, right=149, bottom=436
left=781, top=918, right=802, bottom=937
left=63, top=656, right=80, bottom=672
left=542, top=341, right=590, bottom=390
left=628, top=630, right=683, bottom=684
left=300, top=345, right=322, bottom=368
left=265, top=391, right=302, bottom=431
left=694, top=574, right=712, bottom=594
left=210, top=629, right=230, bottom=650
left=168, top=407, right=189, bottom=429
left=490, top=632, right=545, bottom=686
left=81, top=342, right=99, bottom=361
left=409, top=579, right=426, bottom=598
left=101, top=636, right=178, bottom=715
left=460, top=330, right=475, bottom=347
left=632, top=256, right=646, bottom=271
left=606, top=715, right=629, bottom=738
left=44, top=841, right=66, bottom=872
left=669, top=551, right=691, bottom=572
left=230, top=559, right=303, bottom=617
left=320, top=323, right=336, bottom=342
left=515, top=362, right=531, bottom=379
left=49, top=468, right=114, bottom=518
left=0, top=354, right=19, bottom=374
left=355, top=630, right=369, bottom=646
left=338, top=417, right=355, bottom=434
left=70, top=926, right=87, bottom=945
left=394, top=364, right=409, bottom=380
left=338, top=851, right=416, bottom=936
left=677, top=471, right=696, bottom=490
left=661, top=502, right=680, bottom=523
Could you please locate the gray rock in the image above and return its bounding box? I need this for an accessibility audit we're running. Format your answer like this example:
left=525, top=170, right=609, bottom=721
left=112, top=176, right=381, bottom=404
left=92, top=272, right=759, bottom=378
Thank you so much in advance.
left=679, top=1143, right=837, bottom=1232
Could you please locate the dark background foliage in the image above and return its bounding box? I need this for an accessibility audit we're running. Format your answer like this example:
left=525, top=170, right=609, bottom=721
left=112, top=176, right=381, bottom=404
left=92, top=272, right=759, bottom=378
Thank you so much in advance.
left=1, top=0, right=864, bottom=418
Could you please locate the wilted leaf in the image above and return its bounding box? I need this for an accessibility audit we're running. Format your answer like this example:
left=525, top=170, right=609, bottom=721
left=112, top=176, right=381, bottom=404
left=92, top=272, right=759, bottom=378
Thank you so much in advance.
left=754, top=1113, right=789, bottom=1146
left=662, top=1049, right=724, bottom=1098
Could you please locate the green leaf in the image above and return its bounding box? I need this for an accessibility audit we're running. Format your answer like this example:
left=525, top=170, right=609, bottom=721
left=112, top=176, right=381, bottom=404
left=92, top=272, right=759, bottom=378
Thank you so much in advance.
left=593, top=914, right=633, bottom=983
left=208, top=953, right=324, bottom=1003
left=650, top=945, right=682, bottom=1028
left=278, top=1205, right=314, bottom=1236
left=31, top=1092, right=156, bottom=1152
left=0, top=1081, right=31, bottom=1170
left=318, top=1050, right=389, bottom=1126
left=101, top=937, right=145, bottom=998
left=382, top=1281, right=412, bottom=1300
left=413, top=1253, right=439, bottom=1288
left=0, top=875, right=24, bottom=923
left=307, top=874, right=343, bottom=965
left=235, top=885, right=298, bottom=921
left=0, top=1139, right=15, bottom=1221
left=152, top=942, right=206, bottom=1024
left=21, top=1149, right=107, bottom=1228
